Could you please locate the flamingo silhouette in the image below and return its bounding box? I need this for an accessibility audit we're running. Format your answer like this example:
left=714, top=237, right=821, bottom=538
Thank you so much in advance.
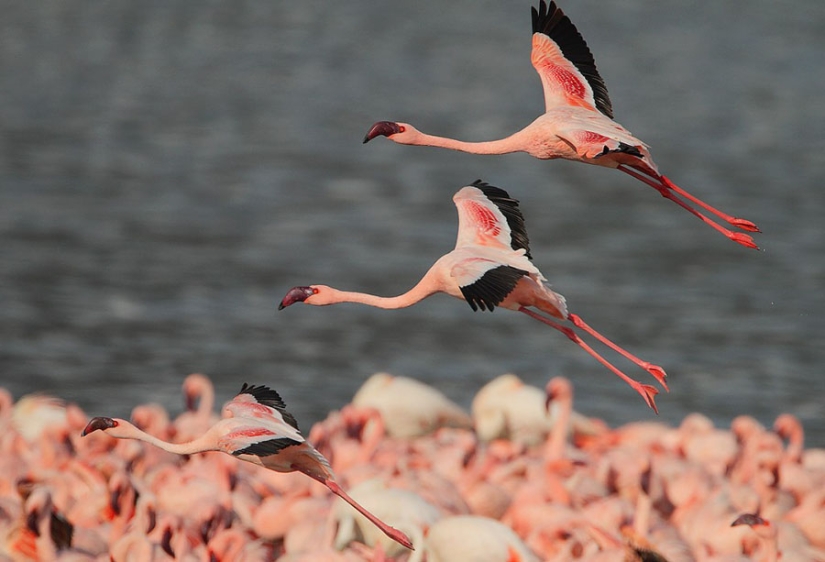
left=363, top=1, right=759, bottom=249
left=81, top=383, right=414, bottom=551
left=280, top=180, right=667, bottom=413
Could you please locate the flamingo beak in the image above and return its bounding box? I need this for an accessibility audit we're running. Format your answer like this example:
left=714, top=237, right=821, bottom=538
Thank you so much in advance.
left=731, top=513, right=766, bottom=527
left=82, top=417, right=116, bottom=436
left=363, top=121, right=401, bottom=143
left=278, top=286, right=315, bottom=310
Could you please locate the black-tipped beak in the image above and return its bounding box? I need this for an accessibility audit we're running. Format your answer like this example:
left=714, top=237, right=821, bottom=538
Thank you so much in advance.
left=731, top=513, right=766, bottom=527
left=279, top=286, right=315, bottom=310
left=363, top=121, right=401, bottom=143
left=82, top=416, right=116, bottom=436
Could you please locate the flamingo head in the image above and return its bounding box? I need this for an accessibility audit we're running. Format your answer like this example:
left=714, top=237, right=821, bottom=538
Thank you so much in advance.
left=545, top=377, right=572, bottom=412
left=82, top=416, right=118, bottom=436
left=279, top=285, right=320, bottom=309
left=363, top=121, right=409, bottom=143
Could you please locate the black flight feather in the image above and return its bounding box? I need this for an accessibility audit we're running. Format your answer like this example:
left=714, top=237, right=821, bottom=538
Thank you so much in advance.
left=470, top=180, right=532, bottom=259
left=234, top=436, right=302, bottom=458
left=531, top=0, right=613, bottom=119
left=238, top=383, right=300, bottom=431
left=460, top=265, right=529, bottom=312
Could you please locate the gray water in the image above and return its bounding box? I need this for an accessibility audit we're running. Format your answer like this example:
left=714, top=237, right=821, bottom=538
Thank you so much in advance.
left=2, top=1, right=824, bottom=445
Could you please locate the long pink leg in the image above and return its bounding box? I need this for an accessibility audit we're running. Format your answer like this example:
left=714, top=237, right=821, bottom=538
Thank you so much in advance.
left=617, top=165, right=759, bottom=249
left=518, top=307, right=659, bottom=414
left=567, top=313, right=668, bottom=392
left=324, top=478, right=414, bottom=550
left=658, top=174, right=760, bottom=232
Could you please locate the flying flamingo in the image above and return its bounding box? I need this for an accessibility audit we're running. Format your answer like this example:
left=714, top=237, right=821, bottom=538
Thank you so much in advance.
left=279, top=180, right=667, bottom=413
left=363, top=1, right=759, bottom=249
left=81, top=383, right=414, bottom=551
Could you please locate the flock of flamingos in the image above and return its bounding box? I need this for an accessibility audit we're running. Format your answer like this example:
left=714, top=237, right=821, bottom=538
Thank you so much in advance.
left=7, top=1, right=822, bottom=561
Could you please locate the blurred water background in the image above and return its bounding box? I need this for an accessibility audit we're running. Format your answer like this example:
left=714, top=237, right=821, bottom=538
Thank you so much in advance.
left=2, top=1, right=824, bottom=444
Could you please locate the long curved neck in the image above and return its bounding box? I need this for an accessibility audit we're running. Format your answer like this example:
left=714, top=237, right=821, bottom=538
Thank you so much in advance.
left=406, top=129, right=526, bottom=155
left=322, top=273, right=440, bottom=309
left=198, top=385, right=214, bottom=417
left=115, top=420, right=218, bottom=456
left=545, top=395, right=572, bottom=462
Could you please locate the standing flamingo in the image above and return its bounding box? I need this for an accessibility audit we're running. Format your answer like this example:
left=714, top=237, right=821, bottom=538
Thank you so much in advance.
left=363, top=1, right=759, bottom=249
left=279, top=180, right=667, bottom=413
left=81, top=383, right=414, bottom=551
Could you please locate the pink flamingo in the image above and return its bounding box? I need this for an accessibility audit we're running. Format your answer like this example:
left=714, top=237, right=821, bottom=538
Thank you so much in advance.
left=280, top=180, right=667, bottom=412
left=81, top=383, right=414, bottom=551
left=363, top=1, right=759, bottom=249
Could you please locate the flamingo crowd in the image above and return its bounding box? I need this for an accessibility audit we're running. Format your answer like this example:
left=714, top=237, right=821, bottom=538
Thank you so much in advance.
left=2, top=372, right=824, bottom=561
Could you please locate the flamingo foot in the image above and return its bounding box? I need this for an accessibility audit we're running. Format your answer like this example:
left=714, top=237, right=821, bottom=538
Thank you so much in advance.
left=632, top=383, right=660, bottom=415
left=644, top=364, right=669, bottom=392
left=730, top=232, right=759, bottom=250
left=729, top=218, right=761, bottom=233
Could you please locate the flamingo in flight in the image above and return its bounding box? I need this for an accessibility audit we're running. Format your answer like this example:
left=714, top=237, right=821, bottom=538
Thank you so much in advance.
left=279, top=180, right=667, bottom=413
left=363, top=1, right=759, bottom=249
left=81, top=383, right=414, bottom=551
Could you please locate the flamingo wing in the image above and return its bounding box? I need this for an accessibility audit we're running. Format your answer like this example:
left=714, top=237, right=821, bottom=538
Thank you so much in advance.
left=229, top=383, right=301, bottom=432
left=453, top=180, right=531, bottom=258
left=233, top=436, right=303, bottom=458
left=453, top=260, right=530, bottom=312
left=531, top=0, right=612, bottom=118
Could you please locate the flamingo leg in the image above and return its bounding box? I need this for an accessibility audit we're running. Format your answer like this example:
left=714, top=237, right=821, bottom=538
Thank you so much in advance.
left=518, top=307, right=659, bottom=414
left=658, top=175, right=760, bottom=232
left=567, top=313, right=668, bottom=392
left=322, top=478, right=415, bottom=550
left=617, top=165, right=759, bottom=250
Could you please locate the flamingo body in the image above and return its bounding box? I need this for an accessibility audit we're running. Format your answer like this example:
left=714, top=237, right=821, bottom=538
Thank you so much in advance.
left=280, top=180, right=667, bottom=413
left=363, top=1, right=759, bottom=248
left=82, top=383, right=414, bottom=551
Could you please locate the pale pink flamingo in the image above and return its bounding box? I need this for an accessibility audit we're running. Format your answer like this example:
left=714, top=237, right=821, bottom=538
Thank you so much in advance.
left=363, top=1, right=759, bottom=249
left=280, top=181, right=667, bottom=412
left=421, top=515, right=540, bottom=562
left=331, top=479, right=442, bottom=556
left=350, top=373, right=473, bottom=439
left=81, top=383, right=414, bottom=551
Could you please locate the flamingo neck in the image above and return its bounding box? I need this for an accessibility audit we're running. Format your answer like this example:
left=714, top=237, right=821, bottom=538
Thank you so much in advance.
left=405, top=130, right=526, bottom=155
left=320, top=277, right=439, bottom=309
left=545, top=396, right=572, bottom=462
left=115, top=421, right=218, bottom=456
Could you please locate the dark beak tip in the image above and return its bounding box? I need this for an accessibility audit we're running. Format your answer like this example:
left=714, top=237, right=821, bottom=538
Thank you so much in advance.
left=277, top=302, right=286, bottom=310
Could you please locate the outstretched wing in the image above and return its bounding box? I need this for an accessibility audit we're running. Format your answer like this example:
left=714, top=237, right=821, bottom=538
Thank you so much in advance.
left=228, top=384, right=301, bottom=433
left=452, top=258, right=530, bottom=312
left=453, top=180, right=531, bottom=259
left=531, top=0, right=613, bottom=118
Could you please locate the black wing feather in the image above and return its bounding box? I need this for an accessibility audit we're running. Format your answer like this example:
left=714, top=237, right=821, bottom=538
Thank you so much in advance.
left=460, top=265, right=529, bottom=312
left=470, top=180, right=532, bottom=259
left=531, top=1, right=613, bottom=119
left=234, top=436, right=302, bottom=458
left=238, top=383, right=300, bottom=431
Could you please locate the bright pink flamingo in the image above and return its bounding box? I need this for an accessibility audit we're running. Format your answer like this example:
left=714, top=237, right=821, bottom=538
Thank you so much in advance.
left=280, top=180, right=667, bottom=412
left=363, top=1, right=759, bottom=249
left=81, top=383, right=414, bottom=551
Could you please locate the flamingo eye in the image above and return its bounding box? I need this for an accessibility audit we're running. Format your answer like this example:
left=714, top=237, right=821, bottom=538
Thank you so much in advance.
left=311, top=287, right=319, bottom=295
left=398, top=125, right=406, bottom=133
